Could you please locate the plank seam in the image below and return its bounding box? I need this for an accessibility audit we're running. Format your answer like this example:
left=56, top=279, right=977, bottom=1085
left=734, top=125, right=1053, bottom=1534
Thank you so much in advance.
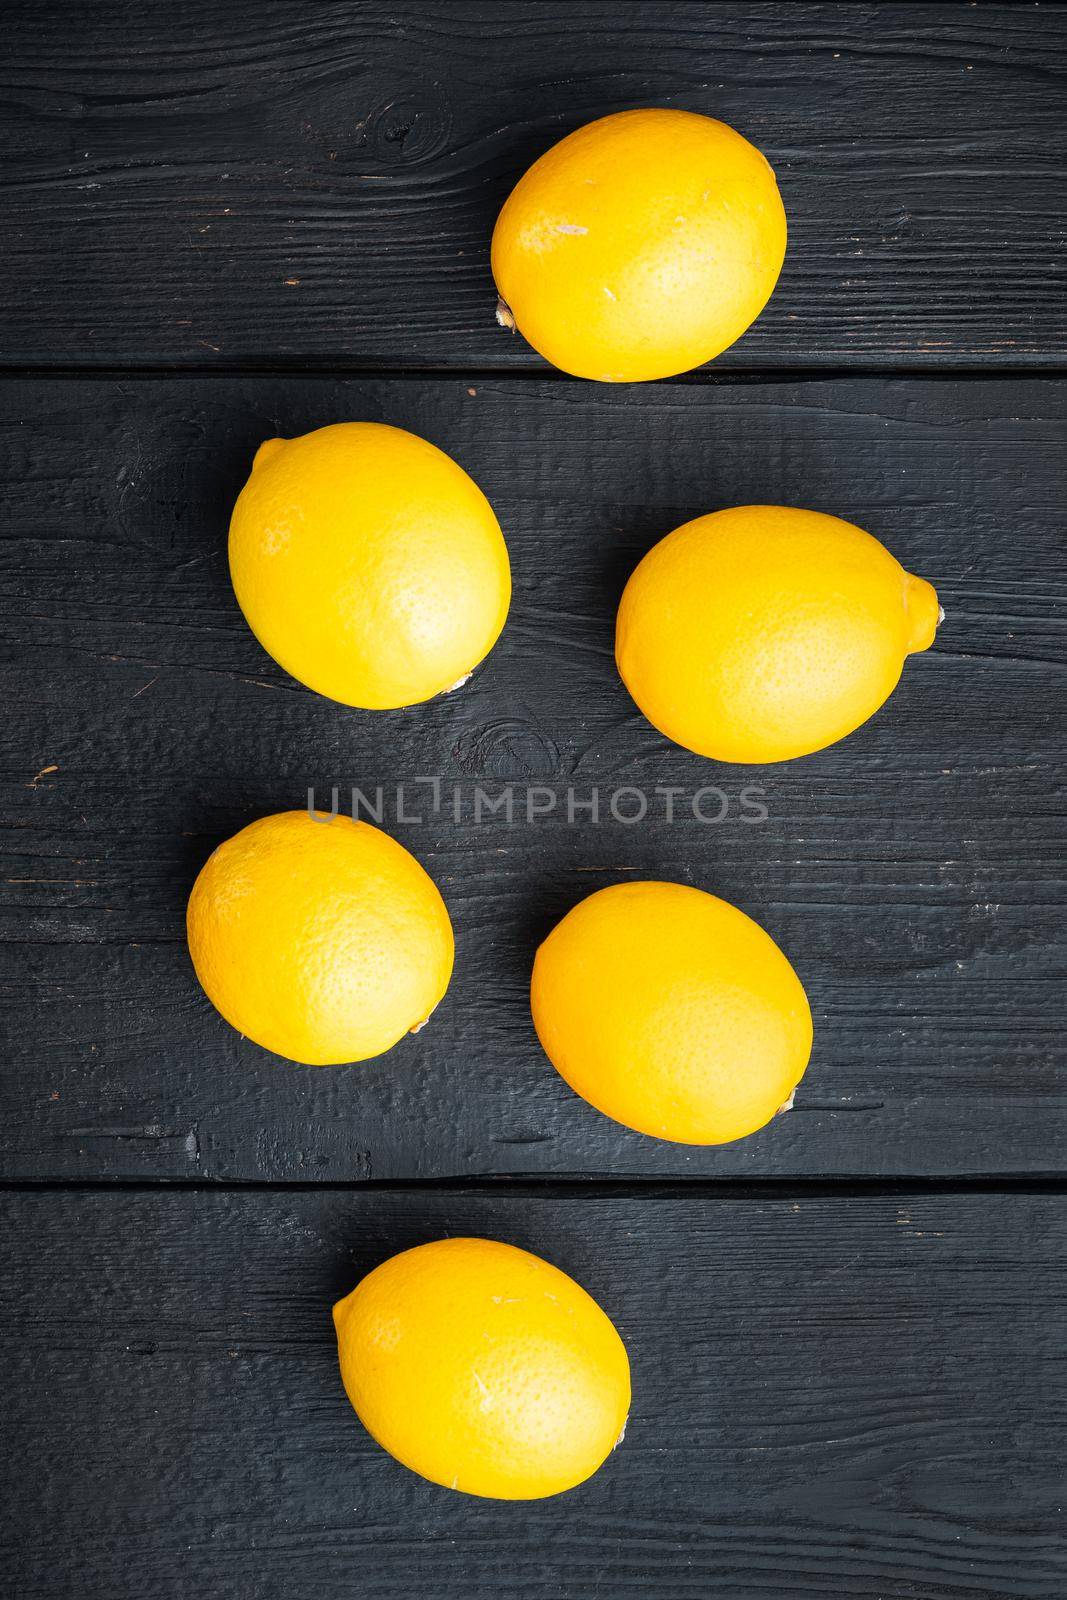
left=1, top=363, right=1067, bottom=384
left=1, top=1176, right=1064, bottom=1198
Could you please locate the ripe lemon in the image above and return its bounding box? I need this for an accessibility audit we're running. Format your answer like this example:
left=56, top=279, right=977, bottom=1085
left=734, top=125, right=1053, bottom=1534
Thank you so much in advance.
left=334, top=1237, right=630, bottom=1499
left=186, top=810, right=453, bottom=1065
left=229, top=422, right=510, bottom=709
left=531, top=881, right=811, bottom=1145
left=617, top=505, right=941, bottom=763
left=491, top=108, right=786, bottom=381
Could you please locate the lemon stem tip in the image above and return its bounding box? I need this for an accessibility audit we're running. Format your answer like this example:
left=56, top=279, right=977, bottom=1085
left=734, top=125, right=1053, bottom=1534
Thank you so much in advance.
left=904, top=572, right=941, bottom=654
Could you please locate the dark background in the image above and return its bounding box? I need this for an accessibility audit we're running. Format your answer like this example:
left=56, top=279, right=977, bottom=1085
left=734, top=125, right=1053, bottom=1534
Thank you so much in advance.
left=2, top=5, right=1065, bottom=1597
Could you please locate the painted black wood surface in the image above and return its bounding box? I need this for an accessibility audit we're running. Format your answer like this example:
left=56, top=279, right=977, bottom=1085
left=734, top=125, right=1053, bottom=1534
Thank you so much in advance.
left=4, top=1187, right=1065, bottom=1600
left=3, top=5, right=1066, bottom=1597
left=3, top=2, right=1066, bottom=370
left=3, top=376, right=1064, bottom=1180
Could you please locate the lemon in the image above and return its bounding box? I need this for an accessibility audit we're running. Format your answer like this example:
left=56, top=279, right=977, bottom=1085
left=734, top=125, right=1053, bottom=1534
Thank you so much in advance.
left=491, top=108, right=786, bottom=381
left=229, top=422, right=511, bottom=709
left=334, top=1237, right=630, bottom=1499
left=617, top=505, right=941, bottom=763
left=531, top=881, right=811, bottom=1145
left=186, top=810, right=453, bottom=1065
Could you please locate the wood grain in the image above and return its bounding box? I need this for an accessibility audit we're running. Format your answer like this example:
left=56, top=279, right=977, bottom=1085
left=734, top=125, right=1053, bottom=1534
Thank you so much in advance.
left=3, top=1187, right=1064, bottom=1600
left=4, top=8, right=1065, bottom=1595
left=2, top=375, right=1063, bottom=1181
left=2, top=2, right=1065, bottom=369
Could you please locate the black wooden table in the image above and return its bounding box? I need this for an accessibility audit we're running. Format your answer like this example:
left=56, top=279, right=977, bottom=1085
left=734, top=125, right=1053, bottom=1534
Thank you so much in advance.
left=3, top=5, right=1065, bottom=1597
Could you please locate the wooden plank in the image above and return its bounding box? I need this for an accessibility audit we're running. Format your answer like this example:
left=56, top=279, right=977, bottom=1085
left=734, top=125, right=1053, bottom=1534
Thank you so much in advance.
left=1, top=374, right=1063, bottom=1181
left=3, top=1187, right=1064, bottom=1599
left=2, top=2, right=1065, bottom=369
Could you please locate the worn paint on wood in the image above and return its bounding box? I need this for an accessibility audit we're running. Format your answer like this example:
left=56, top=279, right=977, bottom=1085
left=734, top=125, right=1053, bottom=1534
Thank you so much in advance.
left=2, top=376, right=1063, bottom=1180
left=3, top=6, right=1067, bottom=1597
left=2, top=2, right=1065, bottom=369
left=3, top=1187, right=1065, bottom=1600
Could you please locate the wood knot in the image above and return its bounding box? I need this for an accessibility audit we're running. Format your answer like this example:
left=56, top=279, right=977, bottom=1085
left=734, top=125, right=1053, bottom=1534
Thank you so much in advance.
left=365, top=83, right=452, bottom=166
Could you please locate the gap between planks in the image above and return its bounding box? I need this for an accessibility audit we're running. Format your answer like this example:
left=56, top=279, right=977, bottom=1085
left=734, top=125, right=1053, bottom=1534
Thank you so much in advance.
left=1, top=1175, right=1065, bottom=1198
left=1, top=362, right=1067, bottom=384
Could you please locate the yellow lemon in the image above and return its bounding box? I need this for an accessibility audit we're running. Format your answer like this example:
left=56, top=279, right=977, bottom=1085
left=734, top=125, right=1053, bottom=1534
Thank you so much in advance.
left=186, top=810, right=453, bottom=1065
left=334, top=1237, right=630, bottom=1500
left=531, top=881, right=811, bottom=1145
left=617, top=505, right=941, bottom=763
left=491, top=108, right=786, bottom=381
left=229, top=422, right=510, bottom=709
